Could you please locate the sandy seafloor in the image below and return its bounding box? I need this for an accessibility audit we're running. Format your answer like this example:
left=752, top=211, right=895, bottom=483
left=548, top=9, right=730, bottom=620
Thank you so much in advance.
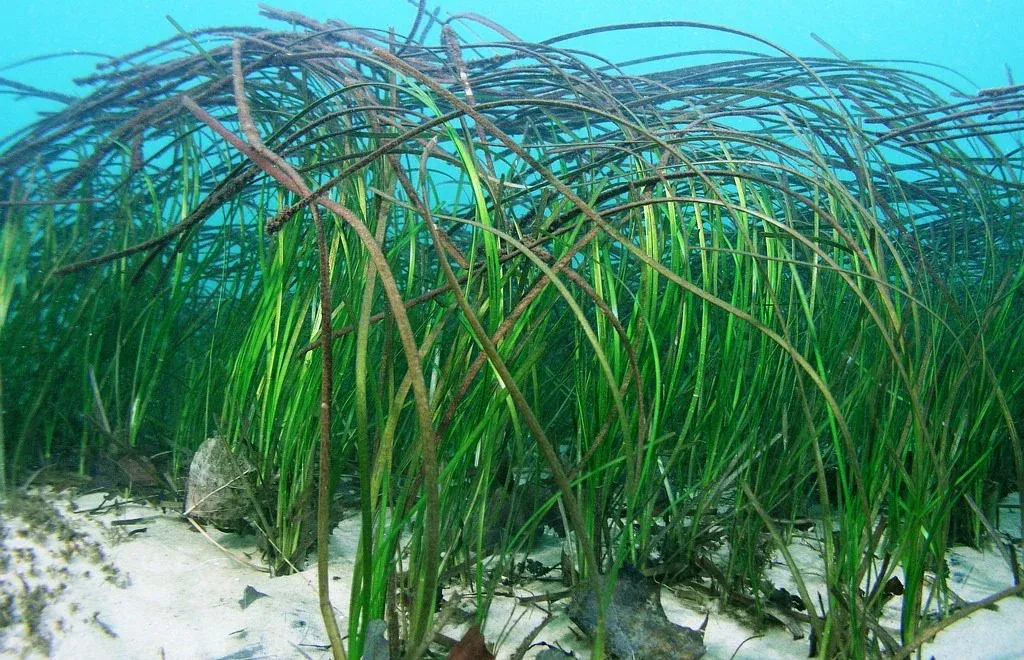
left=0, top=488, right=1021, bottom=659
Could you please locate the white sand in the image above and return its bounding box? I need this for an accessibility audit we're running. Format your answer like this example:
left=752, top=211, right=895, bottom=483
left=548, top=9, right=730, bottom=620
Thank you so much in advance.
left=1, top=489, right=1021, bottom=659
left=1, top=491, right=353, bottom=659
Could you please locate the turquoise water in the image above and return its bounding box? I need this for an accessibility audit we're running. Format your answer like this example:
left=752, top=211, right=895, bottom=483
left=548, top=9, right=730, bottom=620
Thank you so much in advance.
left=1, top=0, right=1020, bottom=139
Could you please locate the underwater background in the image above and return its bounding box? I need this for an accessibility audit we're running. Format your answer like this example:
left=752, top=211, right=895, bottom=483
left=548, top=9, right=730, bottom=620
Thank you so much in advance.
left=2, top=0, right=1022, bottom=138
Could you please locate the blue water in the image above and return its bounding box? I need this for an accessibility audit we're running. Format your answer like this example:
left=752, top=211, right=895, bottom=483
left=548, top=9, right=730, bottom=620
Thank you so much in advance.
left=1, top=0, right=1020, bottom=140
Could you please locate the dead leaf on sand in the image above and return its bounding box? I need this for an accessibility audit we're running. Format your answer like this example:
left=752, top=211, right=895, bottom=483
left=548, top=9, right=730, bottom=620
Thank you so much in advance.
left=448, top=625, right=495, bottom=660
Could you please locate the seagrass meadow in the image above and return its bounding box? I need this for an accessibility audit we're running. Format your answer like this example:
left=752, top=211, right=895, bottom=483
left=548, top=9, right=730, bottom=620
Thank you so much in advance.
left=1, top=4, right=1023, bottom=658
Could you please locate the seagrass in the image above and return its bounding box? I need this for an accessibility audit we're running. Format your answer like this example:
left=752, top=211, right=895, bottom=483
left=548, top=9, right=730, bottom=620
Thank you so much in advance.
left=1, top=4, right=1023, bottom=658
